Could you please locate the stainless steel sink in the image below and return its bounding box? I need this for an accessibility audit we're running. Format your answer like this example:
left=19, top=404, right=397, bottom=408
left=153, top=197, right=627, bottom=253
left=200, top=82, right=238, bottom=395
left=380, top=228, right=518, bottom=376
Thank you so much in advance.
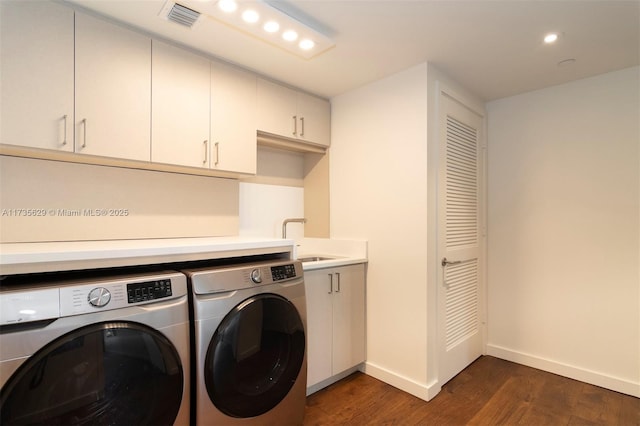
left=297, top=256, right=339, bottom=263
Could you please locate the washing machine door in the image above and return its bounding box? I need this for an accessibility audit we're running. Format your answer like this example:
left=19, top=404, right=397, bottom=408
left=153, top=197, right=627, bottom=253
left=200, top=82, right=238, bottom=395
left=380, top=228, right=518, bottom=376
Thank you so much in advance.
left=0, top=321, right=183, bottom=426
left=205, top=293, right=305, bottom=418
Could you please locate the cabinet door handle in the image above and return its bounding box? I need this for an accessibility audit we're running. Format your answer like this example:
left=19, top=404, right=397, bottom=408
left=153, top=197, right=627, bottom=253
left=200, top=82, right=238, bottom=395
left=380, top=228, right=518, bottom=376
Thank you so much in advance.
left=292, top=115, right=297, bottom=136
left=300, top=116, right=305, bottom=137
left=214, top=142, right=220, bottom=166
left=81, top=118, right=87, bottom=148
left=328, top=273, right=333, bottom=294
left=61, top=115, right=68, bottom=146
left=335, top=272, right=341, bottom=293
left=203, top=140, right=208, bottom=165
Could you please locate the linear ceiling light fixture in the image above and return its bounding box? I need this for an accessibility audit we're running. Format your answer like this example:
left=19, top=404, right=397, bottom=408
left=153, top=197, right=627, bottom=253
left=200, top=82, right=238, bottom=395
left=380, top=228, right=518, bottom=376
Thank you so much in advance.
left=208, top=0, right=334, bottom=59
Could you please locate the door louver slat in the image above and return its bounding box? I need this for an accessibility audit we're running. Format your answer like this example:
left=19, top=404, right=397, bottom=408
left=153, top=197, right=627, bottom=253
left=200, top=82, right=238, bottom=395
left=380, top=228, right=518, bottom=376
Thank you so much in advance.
left=445, top=259, right=478, bottom=350
left=445, top=115, right=478, bottom=250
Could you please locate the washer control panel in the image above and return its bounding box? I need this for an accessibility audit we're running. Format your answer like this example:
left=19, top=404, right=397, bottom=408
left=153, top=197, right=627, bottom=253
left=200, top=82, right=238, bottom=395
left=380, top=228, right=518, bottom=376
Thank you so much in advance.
left=127, top=279, right=172, bottom=303
left=57, top=272, right=186, bottom=317
left=1, top=272, right=187, bottom=323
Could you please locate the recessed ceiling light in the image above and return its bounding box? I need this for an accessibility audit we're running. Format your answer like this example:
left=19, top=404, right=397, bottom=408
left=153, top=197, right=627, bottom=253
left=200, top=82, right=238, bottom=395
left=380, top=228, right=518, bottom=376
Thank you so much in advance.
left=264, top=21, right=280, bottom=33
left=544, top=33, right=559, bottom=44
left=282, top=30, right=298, bottom=42
left=299, top=39, right=315, bottom=50
left=217, top=0, right=237, bottom=13
left=242, top=9, right=259, bottom=24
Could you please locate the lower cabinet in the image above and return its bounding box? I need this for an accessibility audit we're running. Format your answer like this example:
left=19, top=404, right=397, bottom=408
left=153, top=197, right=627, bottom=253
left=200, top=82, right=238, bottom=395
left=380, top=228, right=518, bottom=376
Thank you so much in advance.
left=305, top=263, right=365, bottom=391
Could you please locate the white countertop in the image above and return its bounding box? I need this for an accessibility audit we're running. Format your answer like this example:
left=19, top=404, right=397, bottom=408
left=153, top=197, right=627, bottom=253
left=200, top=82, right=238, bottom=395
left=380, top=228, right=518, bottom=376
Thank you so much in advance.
left=296, top=238, right=368, bottom=271
left=299, top=256, right=369, bottom=271
left=0, top=236, right=369, bottom=276
left=0, top=237, right=294, bottom=275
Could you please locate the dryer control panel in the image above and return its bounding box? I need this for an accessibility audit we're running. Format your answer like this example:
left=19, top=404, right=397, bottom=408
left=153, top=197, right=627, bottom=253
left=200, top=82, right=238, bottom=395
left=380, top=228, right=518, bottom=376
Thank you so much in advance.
left=270, top=264, right=297, bottom=281
left=188, top=260, right=304, bottom=295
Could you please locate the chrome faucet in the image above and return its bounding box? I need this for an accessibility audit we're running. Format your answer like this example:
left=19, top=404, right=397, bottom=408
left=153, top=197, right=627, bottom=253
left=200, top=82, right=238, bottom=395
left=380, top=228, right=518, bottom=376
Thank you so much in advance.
left=282, top=218, right=307, bottom=239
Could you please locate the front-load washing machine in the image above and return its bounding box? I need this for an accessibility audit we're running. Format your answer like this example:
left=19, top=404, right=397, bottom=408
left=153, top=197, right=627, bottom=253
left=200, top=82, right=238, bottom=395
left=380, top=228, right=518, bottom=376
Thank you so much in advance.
left=0, top=270, right=190, bottom=425
left=184, top=259, right=307, bottom=425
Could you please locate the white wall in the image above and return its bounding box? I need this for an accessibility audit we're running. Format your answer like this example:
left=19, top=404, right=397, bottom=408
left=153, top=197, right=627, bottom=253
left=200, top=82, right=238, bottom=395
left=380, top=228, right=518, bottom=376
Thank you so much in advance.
left=486, top=66, right=640, bottom=396
left=0, top=143, right=305, bottom=243
left=239, top=183, right=304, bottom=239
left=330, top=63, right=430, bottom=398
left=0, top=156, right=238, bottom=242
left=239, top=146, right=305, bottom=240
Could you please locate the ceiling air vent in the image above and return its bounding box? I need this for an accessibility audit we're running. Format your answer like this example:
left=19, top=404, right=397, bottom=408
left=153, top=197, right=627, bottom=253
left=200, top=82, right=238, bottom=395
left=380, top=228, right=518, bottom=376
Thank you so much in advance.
left=160, top=2, right=201, bottom=28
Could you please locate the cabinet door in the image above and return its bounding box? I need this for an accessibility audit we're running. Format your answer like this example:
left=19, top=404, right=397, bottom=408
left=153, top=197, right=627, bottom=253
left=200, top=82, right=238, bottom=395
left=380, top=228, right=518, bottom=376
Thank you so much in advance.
left=332, top=264, right=366, bottom=374
left=256, top=78, right=297, bottom=138
left=152, top=40, right=210, bottom=168
left=75, top=13, right=151, bottom=161
left=211, top=61, right=256, bottom=174
left=297, top=93, right=331, bottom=147
left=304, top=270, right=334, bottom=387
left=1, top=1, right=73, bottom=151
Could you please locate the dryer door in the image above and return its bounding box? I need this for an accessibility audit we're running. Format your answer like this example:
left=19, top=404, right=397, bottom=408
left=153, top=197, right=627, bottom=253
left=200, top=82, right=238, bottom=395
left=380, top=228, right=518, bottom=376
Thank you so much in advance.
left=0, top=321, right=183, bottom=426
left=205, top=293, right=305, bottom=418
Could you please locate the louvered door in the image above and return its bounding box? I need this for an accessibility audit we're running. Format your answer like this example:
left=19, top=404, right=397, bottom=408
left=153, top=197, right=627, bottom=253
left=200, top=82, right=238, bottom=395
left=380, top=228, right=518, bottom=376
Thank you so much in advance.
left=437, top=91, right=485, bottom=386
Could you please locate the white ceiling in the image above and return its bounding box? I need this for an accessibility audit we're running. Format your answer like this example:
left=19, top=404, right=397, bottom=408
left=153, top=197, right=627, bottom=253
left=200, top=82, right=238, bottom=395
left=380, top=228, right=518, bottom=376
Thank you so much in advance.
left=65, top=0, right=640, bottom=101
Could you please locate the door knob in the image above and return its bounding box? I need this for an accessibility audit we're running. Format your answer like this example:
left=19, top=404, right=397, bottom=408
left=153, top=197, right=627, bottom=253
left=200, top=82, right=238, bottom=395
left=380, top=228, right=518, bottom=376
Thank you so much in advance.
left=441, top=257, right=462, bottom=267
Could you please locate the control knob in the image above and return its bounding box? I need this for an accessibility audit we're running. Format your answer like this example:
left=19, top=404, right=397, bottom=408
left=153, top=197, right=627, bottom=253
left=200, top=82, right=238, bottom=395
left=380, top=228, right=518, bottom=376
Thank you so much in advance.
left=88, top=287, right=111, bottom=307
left=250, top=268, right=262, bottom=284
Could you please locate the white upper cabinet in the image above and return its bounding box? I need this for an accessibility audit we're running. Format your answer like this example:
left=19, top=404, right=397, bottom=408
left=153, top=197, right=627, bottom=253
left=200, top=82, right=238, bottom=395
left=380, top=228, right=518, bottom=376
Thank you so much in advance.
left=297, top=92, right=331, bottom=146
left=152, top=40, right=210, bottom=168
left=211, top=61, right=257, bottom=174
left=257, top=78, right=298, bottom=138
left=0, top=1, right=74, bottom=151
left=75, top=13, right=151, bottom=161
left=257, top=78, right=330, bottom=147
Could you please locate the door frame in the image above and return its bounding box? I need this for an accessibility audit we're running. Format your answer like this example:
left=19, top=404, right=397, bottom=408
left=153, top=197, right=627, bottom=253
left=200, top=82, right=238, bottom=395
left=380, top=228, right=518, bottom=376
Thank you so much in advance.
left=426, top=79, right=487, bottom=399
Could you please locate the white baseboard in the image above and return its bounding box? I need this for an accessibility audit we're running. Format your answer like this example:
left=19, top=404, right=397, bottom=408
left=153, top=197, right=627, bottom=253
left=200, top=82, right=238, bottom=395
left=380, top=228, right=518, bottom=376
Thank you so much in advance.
left=486, top=344, right=640, bottom=398
left=306, top=365, right=362, bottom=396
left=363, top=362, right=441, bottom=401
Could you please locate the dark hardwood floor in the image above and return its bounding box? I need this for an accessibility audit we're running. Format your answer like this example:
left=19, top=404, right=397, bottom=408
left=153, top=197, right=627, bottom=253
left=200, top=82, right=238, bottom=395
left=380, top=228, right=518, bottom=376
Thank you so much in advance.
left=304, top=356, right=640, bottom=425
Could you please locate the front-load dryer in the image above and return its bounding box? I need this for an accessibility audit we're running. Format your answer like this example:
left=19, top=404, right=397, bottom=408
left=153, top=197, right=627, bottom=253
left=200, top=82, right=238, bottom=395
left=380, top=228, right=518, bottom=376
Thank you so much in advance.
left=0, top=270, right=190, bottom=425
left=184, top=259, right=307, bottom=425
